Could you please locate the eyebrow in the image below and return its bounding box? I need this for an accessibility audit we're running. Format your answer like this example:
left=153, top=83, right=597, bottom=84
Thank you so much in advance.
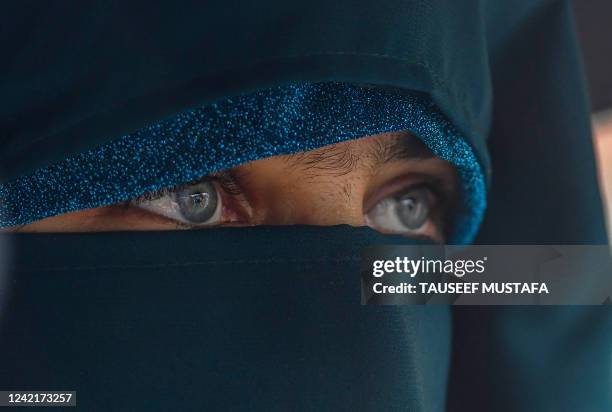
left=283, top=132, right=434, bottom=177
left=372, top=132, right=434, bottom=164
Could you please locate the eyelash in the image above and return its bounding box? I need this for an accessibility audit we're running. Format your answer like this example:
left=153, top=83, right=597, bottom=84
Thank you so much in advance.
left=134, top=171, right=243, bottom=203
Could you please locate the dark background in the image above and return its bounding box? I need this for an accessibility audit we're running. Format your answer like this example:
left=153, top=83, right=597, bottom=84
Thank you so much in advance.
left=573, top=0, right=612, bottom=112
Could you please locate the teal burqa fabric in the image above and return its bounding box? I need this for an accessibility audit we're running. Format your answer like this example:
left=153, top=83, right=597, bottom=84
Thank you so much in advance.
left=0, top=1, right=610, bottom=411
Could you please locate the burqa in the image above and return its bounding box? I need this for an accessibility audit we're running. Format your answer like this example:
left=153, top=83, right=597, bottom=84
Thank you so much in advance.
left=0, top=1, right=610, bottom=410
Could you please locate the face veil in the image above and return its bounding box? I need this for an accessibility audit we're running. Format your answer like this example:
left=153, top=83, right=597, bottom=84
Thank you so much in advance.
left=0, top=1, right=610, bottom=411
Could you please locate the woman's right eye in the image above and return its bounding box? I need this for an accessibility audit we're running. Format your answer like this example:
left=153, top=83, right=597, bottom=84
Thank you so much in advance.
left=131, top=178, right=225, bottom=226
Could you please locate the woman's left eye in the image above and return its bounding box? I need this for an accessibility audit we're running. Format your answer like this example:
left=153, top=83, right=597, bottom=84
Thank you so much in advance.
left=365, top=186, right=440, bottom=239
left=131, top=179, right=224, bottom=226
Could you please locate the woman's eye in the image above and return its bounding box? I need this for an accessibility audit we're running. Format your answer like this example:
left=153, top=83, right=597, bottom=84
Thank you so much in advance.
left=131, top=179, right=223, bottom=226
left=365, top=186, right=438, bottom=238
